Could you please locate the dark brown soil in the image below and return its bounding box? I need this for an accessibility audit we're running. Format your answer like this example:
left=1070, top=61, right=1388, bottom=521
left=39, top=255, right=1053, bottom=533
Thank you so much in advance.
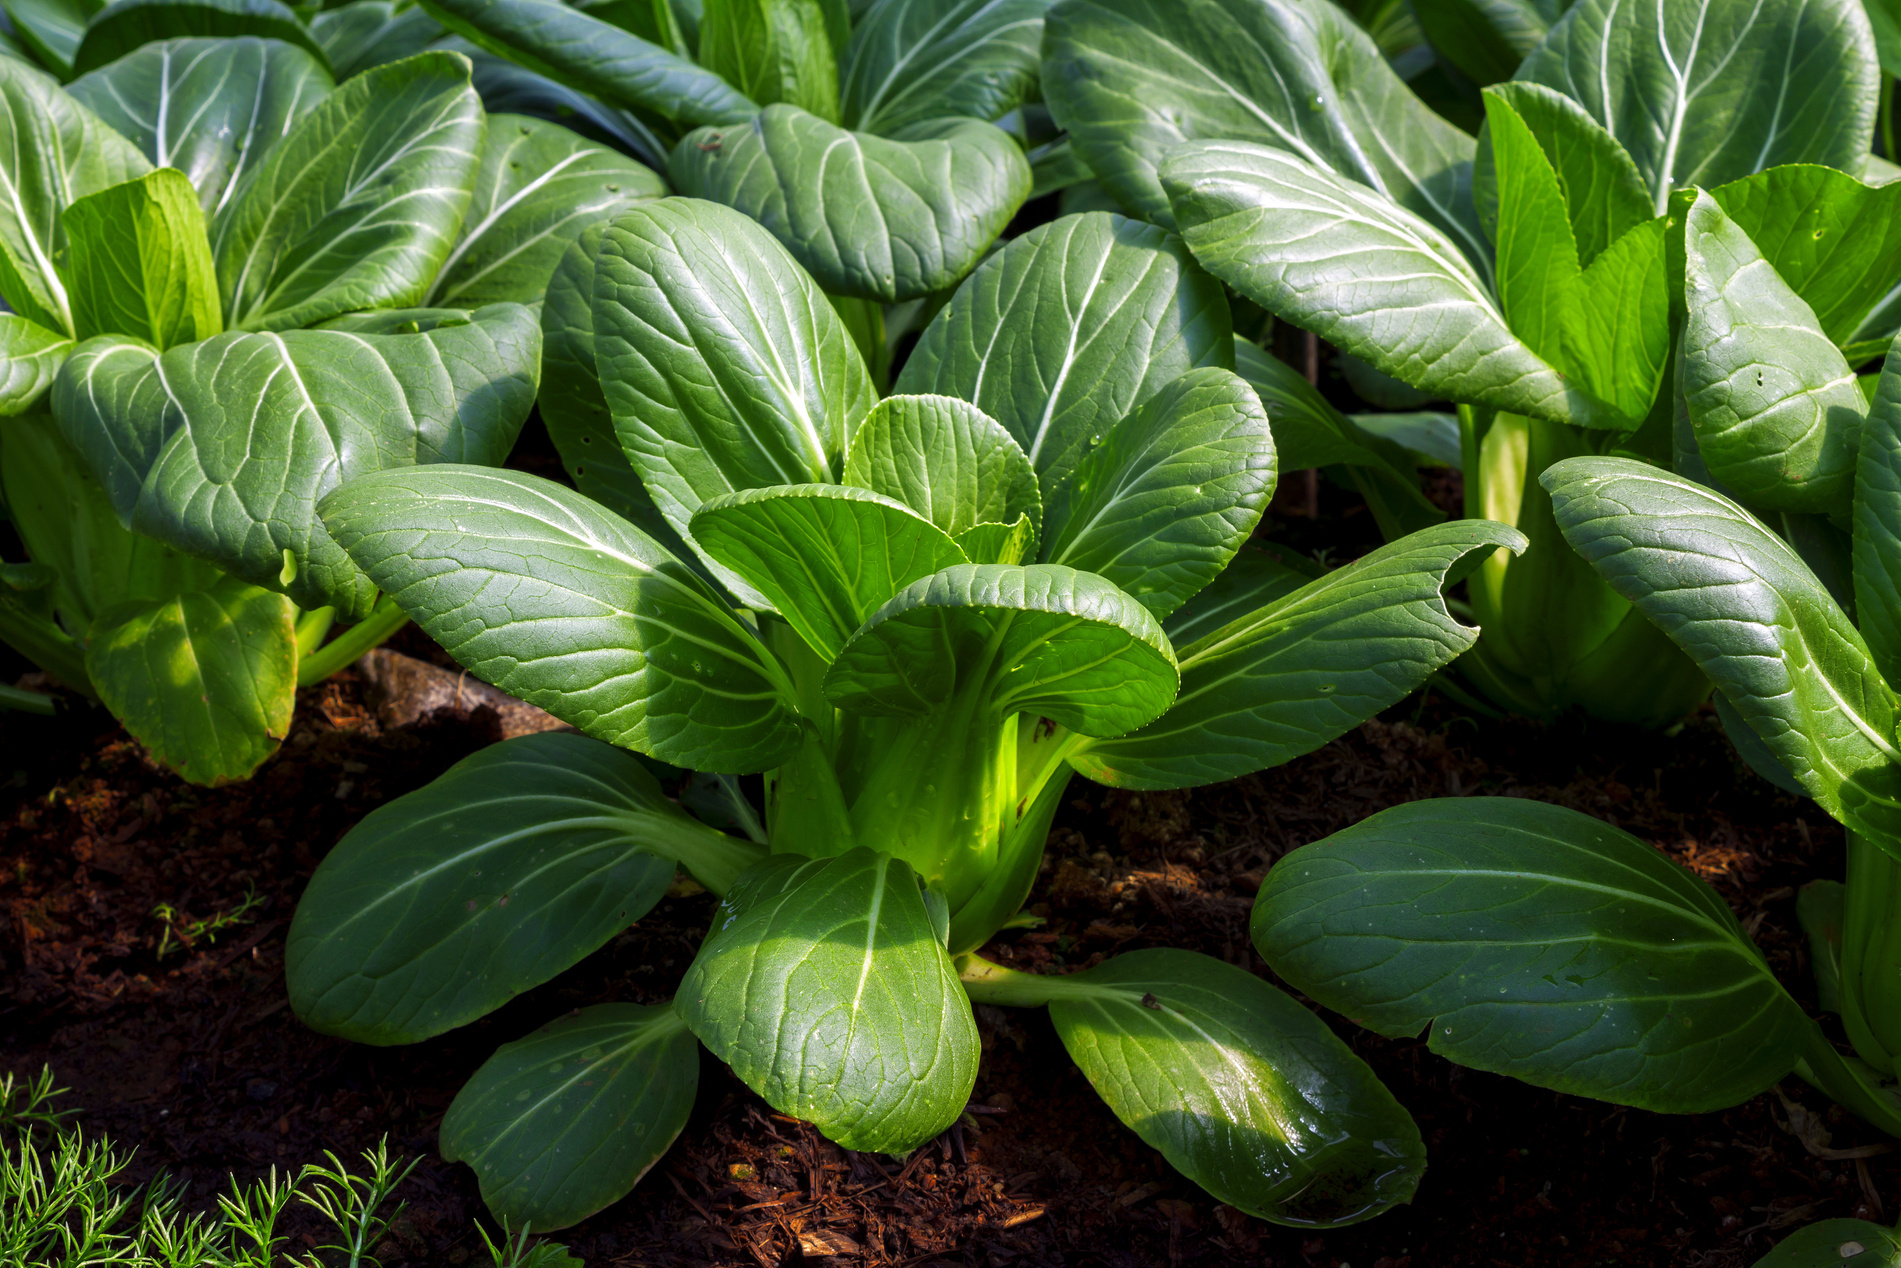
left=2, top=615, right=1889, bottom=1268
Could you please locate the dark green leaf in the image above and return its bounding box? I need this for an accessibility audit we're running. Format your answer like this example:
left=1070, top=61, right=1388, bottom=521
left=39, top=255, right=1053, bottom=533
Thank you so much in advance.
left=85, top=573, right=297, bottom=786
left=69, top=36, right=332, bottom=218
left=1071, top=519, right=1524, bottom=789
left=669, top=107, right=1031, bottom=303
left=1750, top=1221, right=1901, bottom=1268
left=311, top=0, right=447, bottom=79
left=824, top=562, right=1179, bottom=737
left=1041, top=366, right=1275, bottom=619
left=420, top=0, right=757, bottom=127
left=440, top=1002, right=700, bottom=1231
left=288, top=732, right=755, bottom=1043
left=60, top=167, right=221, bottom=348
left=1159, top=544, right=1312, bottom=647
left=1681, top=190, right=1862, bottom=513
left=1254, top=797, right=1812, bottom=1112
left=841, top=392, right=1041, bottom=547
left=54, top=302, right=539, bottom=619
left=1543, top=456, right=1901, bottom=845
left=1411, top=0, right=1551, bottom=86
left=893, top=211, right=1233, bottom=497
left=699, top=0, right=839, bottom=122
left=71, top=0, right=331, bottom=76
left=425, top=113, right=665, bottom=307
left=1041, top=0, right=1487, bottom=273
left=1, top=0, right=103, bottom=77
left=319, top=465, right=805, bottom=771
left=211, top=49, right=483, bottom=331
left=678, top=848, right=980, bottom=1154
left=839, top=0, right=1049, bottom=134
left=1858, top=335, right=1901, bottom=686
left=0, top=317, right=71, bottom=415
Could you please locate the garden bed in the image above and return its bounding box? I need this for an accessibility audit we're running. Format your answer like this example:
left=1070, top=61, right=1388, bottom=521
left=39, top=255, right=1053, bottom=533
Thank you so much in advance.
left=1, top=612, right=1882, bottom=1267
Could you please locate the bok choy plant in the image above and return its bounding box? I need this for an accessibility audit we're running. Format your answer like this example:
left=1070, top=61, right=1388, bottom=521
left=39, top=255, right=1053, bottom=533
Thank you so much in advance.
left=0, top=41, right=663, bottom=782
left=1054, top=0, right=1894, bottom=726
left=284, top=196, right=1526, bottom=1232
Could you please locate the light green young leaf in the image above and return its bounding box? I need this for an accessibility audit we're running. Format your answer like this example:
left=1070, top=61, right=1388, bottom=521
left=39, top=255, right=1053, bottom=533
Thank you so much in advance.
left=1543, top=456, right=1901, bottom=846
left=54, top=303, right=539, bottom=620
left=669, top=107, right=1031, bottom=303
left=287, top=732, right=756, bottom=1044
left=1855, top=334, right=1901, bottom=689
left=591, top=198, right=875, bottom=603
left=1041, top=366, right=1275, bottom=620
left=894, top=211, right=1233, bottom=497
left=425, top=113, right=665, bottom=307
left=699, top=0, right=839, bottom=122
left=421, top=0, right=758, bottom=127
left=319, top=466, right=805, bottom=772
left=60, top=168, right=222, bottom=348
left=1, top=0, right=103, bottom=77
left=1031, top=949, right=1424, bottom=1227
left=1253, top=798, right=1813, bottom=1112
left=679, top=849, right=980, bottom=1154
left=85, top=573, right=297, bottom=787
left=691, top=484, right=970, bottom=661
left=0, top=56, right=150, bottom=336
left=1410, top=0, right=1554, bottom=86
left=1161, top=141, right=1615, bottom=430
left=1041, top=0, right=1488, bottom=275
left=1558, top=214, right=1670, bottom=425
left=1473, top=81, right=1651, bottom=268
left=840, top=0, right=1049, bottom=134
left=841, top=393, right=1042, bottom=547
left=71, top=0, right=331, bottom=76
left=1517, top=0, right=1878, bottom=215
left=1070, top=518, right=1525, bottom=789
left=69, top=37, right=333, bottom=219
left=0, top=317, right=72, bottom=415
left=824, top=562, right=1179, bottom=736
left=1681, top=190, right=1863, bottom=513
left=211, top=49, right=483, bottom=331
left=953, top=513, right=1032, bottom=564
left=311, top=0, right=446, bottom=79
left=1484, top=85, right=1578, bottom=365
left=441, top=1003, right=700, bottom=1232
left=1749, top=1220, right=1901, bottom=1267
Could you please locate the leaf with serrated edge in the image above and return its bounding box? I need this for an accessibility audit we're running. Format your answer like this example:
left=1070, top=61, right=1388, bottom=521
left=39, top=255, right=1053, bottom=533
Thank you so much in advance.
left=894, top=210, right=1233, bottom=498
left=287, top=732, right=753, bottom=1043
left=441, top=1002, right=700, bottom=1231
left=840, top=0, right=1050, bottom=134
left=320, top=465, right=804, bottom=772
left=1253, top=798, right=1812, bottom=1112
left=1072, top=519, right=1525, bottom=789
left=678, top=849, right=979, bottom=1154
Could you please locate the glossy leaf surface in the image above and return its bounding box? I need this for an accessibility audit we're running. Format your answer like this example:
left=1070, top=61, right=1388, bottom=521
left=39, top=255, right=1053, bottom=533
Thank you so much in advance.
left=841, top=0, right=1048, bottom=134
left=71, top=0, right=329, bottom=75
left=311, top=0, right=447, bottom=79
left=60, top=167, right=221, bottom=348
left=841, top=393, right=1041, bottom=546
left=2, top=0, right=101, bottom=76
left=699, top=0, right=839, bottom=121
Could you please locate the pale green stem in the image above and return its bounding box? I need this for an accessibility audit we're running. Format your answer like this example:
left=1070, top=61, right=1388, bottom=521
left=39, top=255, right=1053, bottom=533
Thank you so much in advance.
left=296, top=596, right=410, bottom=687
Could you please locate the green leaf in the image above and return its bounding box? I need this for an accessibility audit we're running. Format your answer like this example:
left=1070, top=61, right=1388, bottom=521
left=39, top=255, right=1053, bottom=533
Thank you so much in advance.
left=85, top=573, right=297, bottom=787
left=824, top=562, right=1179, bottom=736
left=1, top=0, right=103, bottom=77
left=840, top=392, right=1042, bottom=548
left=1040, top=366, right=1275, bottom=620
left=311, top=0, right=446, bottom=79
left=1040, top=949, right=1424, bottom=1227
left=1857, top=336, right=1901, bottom=686
left=1484, top=85, right=1577, bottom=364
left=287, top=731, right=754, bottom=1043
left=1798, top=878, right=1844, bottom=1011
left=953, top=513, right=1031, bottom=565
left=0, top=56, right=150, bottom=336
left=1410, top=0, right=1552, bottom=86
left=590, top=198, right=875, bottom=602
left=1558, top=214, right=1670, bottom=425
left=669, top=108, right=1031, bottom=303
left=1254, top=797, right=1812, bottom=1112
left=839, top=0, right=1049, bottom=134
left=678, top=848, right=980, bottom=1154
left=1472, top=80, right=1653, bottom=269
left=1070, top=518, right=1525, bottom=789
left=699, top=0, right=839, bottom=122
left=60, top=168, right=221, bottom=348
left=1160, top=544, right=1313, bottom=647
left=420, top=0, right=757, bottom=127
left=894, top=211, right=1233, bottom=497
left=440, top=1002, right=700, bottom=1232
left=1750, top=1221, right=1901, bottom=1268
left=424, top=113, right=665, bottom=307
left=1709, top=163, right=1901, bottom=349
left=1542, top=456, right=1901, bottom=846
left=68, top=37, right=332, bottom=219
left=1232, top=338, right=1428, bottom=480
left=0, top=317, right=72, bottom=415
left=71, top=0, right=332, bottom=76
left=1681, top=190, right=1863, bottom=513
left=1161, top=141, right=1615, bottom=430
left=691, top=484, right=970, bottom=661
left=211, top=49, right=483, bottom=331
left=319, top=465, right=805, bottom=771
left=1517, top=0, right=1878, bottom=215
left=53, top=302, right=539, bottom=619
left=1041, top=0, right=1488, bottom=274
